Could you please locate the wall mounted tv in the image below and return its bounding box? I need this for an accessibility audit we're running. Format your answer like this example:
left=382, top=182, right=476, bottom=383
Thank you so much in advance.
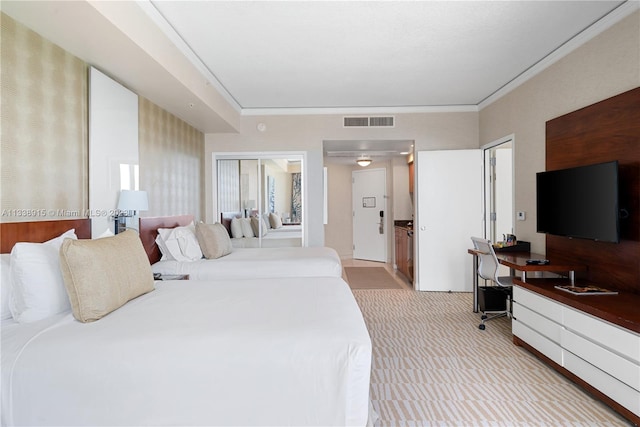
left=536, top=160, right=619, bottom=243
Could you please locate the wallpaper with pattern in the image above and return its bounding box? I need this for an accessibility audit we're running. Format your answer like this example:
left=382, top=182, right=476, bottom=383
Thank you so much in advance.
left=1, top=13, right=88, bottom=222
left=1, top=13, right=205, bottom=224
left=139, top=97, right=204, bottom=221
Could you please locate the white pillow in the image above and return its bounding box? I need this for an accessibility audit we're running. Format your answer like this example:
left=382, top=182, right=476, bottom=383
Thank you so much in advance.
left=157, top=223, right=203, bottom=262
left=95, top=228, right=115, bottom=239
left=9, top=229, right=77, bottom=323
left=240, top=218, right=255, bottom=238
left=230, top=217, right=243, bottom=239
left=1, top=254, right=12, bottom=320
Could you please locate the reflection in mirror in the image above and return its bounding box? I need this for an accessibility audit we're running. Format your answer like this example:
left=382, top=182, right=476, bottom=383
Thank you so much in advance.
left=217, top=157, right=303, bottom=248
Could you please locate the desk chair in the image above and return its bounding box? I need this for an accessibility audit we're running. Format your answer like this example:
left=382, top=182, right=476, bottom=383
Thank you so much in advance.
left=470, top=237, right=514, bottom=330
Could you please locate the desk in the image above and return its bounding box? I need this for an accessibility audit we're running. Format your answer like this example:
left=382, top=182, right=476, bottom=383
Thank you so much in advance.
left=467, top=249, right=587, bottom=313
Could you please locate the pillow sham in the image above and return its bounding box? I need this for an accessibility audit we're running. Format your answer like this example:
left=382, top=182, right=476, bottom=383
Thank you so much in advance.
left=1, top=254, right=12, bottom=320
left=157, top=223, right=203, bottom=261
left=9, top=229, right=77, bottom=323
left=195, top=222, right=233, bottom=259
left=250, top=216, right=268, bottom=237
left=230, top=217, right=244, bottom=239
left=239, top=218, right=255, bottom=238
left=269, top=212, right=283, bottom=229
left=59, top=230, right=154, bottom=323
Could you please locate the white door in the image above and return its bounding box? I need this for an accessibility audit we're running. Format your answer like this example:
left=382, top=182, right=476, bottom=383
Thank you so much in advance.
left=352, top=168, right=387, bottom=262
left=416, top=150, right=482, bottom=291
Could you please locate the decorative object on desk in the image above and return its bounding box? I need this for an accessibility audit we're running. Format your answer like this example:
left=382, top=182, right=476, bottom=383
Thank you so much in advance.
left=554, top=285, right=618, bottom=295
left=493, top=240, right=531, bottom=253
left=504, top=233, right=517, bottom=246
left=115, top=190, right=148, bottom=234
left=526, top=259, right=550, bottom=265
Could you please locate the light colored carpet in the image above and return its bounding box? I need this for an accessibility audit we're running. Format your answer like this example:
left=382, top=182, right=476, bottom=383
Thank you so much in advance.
left=352, top=289, right=631, bottom=427
left=345, top=267, right=404, bottom=289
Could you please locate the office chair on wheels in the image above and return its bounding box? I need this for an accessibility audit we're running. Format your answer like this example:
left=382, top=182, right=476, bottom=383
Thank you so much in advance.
left=471, top=237, right=514, bottom=330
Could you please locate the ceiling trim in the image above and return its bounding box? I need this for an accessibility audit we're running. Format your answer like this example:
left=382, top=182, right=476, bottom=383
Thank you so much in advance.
left=241, top=104, right=478, bottom=116
left=478, top=0, right=639, bottom=111
left=139, top=0, right=242, bottom=114
left=141, top=0, right=637, bottom=117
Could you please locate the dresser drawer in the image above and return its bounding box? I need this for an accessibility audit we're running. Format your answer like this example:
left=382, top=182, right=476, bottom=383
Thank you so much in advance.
left=513, top=302, right=562, bottom=344
left=563, top=306, right=640, bottom=363
left=513, top=286, right=563, bottom=323
left=562, top=328, right=640, bottom=391
left=513, top=319, right=563, bottom=365
left=564, top=351, right=640, bottom=417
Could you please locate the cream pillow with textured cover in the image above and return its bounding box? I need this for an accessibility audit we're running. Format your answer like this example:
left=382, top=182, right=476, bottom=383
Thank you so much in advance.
left=269, top=212, right=283, bottom=229
left=195, top=222, right=232, bottom=259
left=59, top=230, right=154, bottom=323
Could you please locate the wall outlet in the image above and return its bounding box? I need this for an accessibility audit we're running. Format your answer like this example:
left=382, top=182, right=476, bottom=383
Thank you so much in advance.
left=517, top=211, right=526, bottom=221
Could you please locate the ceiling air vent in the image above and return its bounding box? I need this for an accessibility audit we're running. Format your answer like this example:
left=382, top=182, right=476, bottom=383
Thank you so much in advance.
left=343, top=116, right=395, bottom=128
left=369, top=116, right=394, bottom=127
left=343, top=117, right=369, bottom=127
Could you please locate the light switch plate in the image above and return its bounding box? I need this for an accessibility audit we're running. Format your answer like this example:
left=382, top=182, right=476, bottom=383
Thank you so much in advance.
left=517, top=211, right=526, bottom=221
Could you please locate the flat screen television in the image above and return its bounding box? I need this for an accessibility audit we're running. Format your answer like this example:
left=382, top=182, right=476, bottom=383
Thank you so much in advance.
left=536, top=161, right=619, bottom=243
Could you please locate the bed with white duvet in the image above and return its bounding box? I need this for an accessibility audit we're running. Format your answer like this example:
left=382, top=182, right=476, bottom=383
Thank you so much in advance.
left=140, top=215, right=342, bottom=279
left=2, top=278, right=372, bottom=426
left=1, top=219, right=372, bottom=426
left=151, top=246, right=342, bottom=279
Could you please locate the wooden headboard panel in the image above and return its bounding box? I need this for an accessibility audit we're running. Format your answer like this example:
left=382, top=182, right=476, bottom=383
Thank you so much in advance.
left=139, top=215, right=194, bottom=265
left=545, top=87, right=640, bottom=293
left=1, top=219, right=92, bottom=253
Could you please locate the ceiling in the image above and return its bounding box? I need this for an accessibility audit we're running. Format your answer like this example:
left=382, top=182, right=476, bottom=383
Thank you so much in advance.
left=149, top=0, right=628, bottom=112
left=1, top=1, right=634, bottom=138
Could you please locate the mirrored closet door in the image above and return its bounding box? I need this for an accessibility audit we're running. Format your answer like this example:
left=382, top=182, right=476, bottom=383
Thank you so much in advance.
left=216, top=155, right=303, bottom=248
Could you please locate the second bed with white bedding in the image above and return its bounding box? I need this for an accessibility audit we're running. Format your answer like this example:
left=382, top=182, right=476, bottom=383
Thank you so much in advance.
left=151, top=246, right=343, bottom=279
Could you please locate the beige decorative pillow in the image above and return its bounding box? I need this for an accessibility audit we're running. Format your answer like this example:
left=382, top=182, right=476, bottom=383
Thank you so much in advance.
left=195, top=222, right=232, bottom=259
left=250, top=216, right=268, bottom=237
left=269, top=212, right=283, bottom=229
left=59, top=230, right=154, bottom=323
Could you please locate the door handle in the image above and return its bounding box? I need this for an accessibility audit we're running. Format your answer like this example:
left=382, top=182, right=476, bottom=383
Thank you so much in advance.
left=379, top=210, right=384, bottom=234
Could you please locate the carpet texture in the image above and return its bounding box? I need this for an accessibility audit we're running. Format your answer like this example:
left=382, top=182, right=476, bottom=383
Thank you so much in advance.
left=352, top=289, right=630, bottom=427
left=345, top=267, right=404, bottom=289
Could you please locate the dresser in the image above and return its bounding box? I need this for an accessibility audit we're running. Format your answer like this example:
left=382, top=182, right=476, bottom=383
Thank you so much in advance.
left=512, top=279, right=640, bottom=424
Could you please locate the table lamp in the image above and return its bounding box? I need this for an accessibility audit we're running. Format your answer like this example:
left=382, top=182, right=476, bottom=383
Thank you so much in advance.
left=115, top=190, right=148, bottom=234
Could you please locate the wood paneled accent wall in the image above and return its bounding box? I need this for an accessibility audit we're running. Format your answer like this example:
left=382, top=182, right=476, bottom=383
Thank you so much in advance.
left=545, top=87, right=640, bottom=293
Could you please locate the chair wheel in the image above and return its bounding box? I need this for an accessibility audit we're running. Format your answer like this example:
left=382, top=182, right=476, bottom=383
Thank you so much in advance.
left=479, top=324, right=486, bottom=330
left=481, top=315, right=487, bottom=320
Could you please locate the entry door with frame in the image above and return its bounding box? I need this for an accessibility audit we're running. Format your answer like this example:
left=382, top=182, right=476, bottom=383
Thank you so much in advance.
left=352, top=168, right=387, bottom=262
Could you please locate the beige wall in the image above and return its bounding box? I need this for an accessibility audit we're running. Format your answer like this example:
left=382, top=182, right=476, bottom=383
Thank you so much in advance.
left=205, top=112, right=478, bottom=250
left=139, top=97, right=204, bottom=220
left=479, top=10, right=640, bottom=254
left=1, top=13, right=88, bottom=222
left=1, top=13, right=205, bottom=226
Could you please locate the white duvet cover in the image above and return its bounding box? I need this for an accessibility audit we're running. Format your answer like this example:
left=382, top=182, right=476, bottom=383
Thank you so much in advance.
left=152, top=246, right=342, bottom=279
left=2, top=278, right=371, bottom=426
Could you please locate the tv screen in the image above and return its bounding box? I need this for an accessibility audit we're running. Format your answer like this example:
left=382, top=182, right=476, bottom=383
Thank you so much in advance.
left=536, top=161, right=619, bottom=243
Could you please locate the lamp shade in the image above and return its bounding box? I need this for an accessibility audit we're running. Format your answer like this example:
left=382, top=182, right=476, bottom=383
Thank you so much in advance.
left=117, top=190, right=148, bottom=212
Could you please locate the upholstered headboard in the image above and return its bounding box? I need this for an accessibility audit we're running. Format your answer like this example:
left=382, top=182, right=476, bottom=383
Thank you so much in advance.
left=220, top=212, right=243, bottom=237
left=139, top=215, right=194, bottom=265
left=1, top=219, right=92, bottom=253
